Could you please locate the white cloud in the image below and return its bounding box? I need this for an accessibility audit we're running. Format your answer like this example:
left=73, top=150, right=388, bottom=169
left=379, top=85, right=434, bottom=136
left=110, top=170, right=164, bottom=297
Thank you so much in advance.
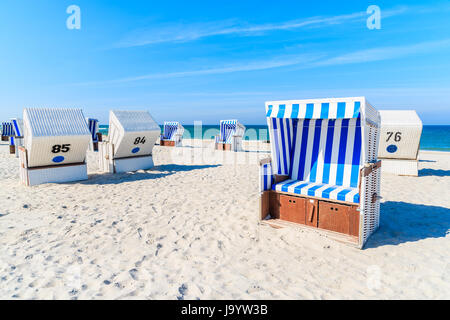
left=314, top=39, right=450, bottom=66
left=74, top=54, right=318, bottom=86
left=115, top=7, right=408, bottom=48
left=75, top=38, right=450, bottom=87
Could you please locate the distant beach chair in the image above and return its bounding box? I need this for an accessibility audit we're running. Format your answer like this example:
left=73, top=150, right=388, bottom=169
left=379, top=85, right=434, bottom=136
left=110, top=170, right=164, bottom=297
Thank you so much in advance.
left=214, top=120, right=246, bottom=151
left=19, top=108, right=91, bottom=186
left=1, top=122, right=13, bottom=142
left=160, top=121, right=184, bottom=147
left=378, top=110, right=422, bottom=176
left=259, top=97, right=382, bottom=248
left=86, top=118, right=100, bottom=151
left=98, top=110, right=160, bottom=173
left=9, top=118, right=24, bottom=156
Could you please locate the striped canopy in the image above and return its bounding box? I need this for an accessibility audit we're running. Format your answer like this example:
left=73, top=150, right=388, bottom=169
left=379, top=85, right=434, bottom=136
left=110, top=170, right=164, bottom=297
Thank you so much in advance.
left=87, top=118, right=99, bottom=142
left=266, top=99, right=361, bottom=119
left=2, top=122, right=14, bottom=137
left=162, top=121, right=183, bottom=140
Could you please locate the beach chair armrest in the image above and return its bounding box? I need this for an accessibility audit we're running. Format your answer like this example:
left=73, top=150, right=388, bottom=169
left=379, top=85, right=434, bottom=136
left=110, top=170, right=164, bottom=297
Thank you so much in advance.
left=259, top=157, right=272, bottom=166
left=362, top=160, right=382, bottom=177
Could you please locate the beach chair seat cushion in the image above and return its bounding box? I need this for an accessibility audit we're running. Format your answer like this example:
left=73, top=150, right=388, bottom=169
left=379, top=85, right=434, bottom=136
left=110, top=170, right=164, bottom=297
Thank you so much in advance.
left=272, top=179, right=360, bottom=204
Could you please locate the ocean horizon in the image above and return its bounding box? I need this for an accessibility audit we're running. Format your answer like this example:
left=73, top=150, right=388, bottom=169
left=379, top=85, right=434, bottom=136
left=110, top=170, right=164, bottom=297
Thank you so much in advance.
left=99, top=124, right=450, bottom=152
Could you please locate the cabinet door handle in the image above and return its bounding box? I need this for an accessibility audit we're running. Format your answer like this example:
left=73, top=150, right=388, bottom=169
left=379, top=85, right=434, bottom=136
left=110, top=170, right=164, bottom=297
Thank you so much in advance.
left=308, top=204, right=315, bottom=222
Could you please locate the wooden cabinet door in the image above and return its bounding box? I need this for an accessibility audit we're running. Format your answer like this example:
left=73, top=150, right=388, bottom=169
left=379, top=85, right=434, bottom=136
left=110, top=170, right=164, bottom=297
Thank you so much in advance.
left=305, top=199, right=318, bottom=227
left=348, top=206, right=360, bottom=237
left=279, top=195, right=306, bottom=224
left=318, top=201, right=350, bottom=234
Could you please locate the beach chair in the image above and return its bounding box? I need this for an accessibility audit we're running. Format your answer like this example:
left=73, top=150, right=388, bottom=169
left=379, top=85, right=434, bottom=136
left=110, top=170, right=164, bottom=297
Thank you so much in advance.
left=1, top=122, right=13, bottom=142
left=259, top=97, right=382, bottom=248
left=19, top=108, right=91, bottom=186
left=9, top=118, right=24, bottom=156
left=378, top=110, right=422, bottom=176
left=215, top=120, right=246, bottom=151
left=160, top=121, right=184, bottom=147
left=86, top=118, right=100, bottom=151
left=98, top=110, right=160, bottom=173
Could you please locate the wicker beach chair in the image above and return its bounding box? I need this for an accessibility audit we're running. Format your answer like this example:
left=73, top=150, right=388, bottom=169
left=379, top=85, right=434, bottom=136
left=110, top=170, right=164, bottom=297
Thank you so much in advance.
left=86, top=118, right=100, bottom=151
left=98, top=110, right=160, bottom=173
left=259, top=97, right=382, bottom=248
left=160, top=121, right=184, bottom=147
left=378, top=110, right=422, bottom=176
left=1, top=122, right=13, bottom=142
left=9, top=118, right=24, bottom=156
left=19, top=108, right=91, bottom=186
left=215, top=120, right=246, bottom=152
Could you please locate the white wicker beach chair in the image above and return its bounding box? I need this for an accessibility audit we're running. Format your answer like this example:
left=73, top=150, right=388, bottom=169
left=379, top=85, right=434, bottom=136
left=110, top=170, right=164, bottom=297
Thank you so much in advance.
left=86, top=118, right=100, bottom=151
left=98, top=110, right=160, bottom=173
left=19, top=108, right=91, bottom=186
left=160, top=121, right=184, bottom=147
left=215, top=119, right=246, bottom=152
left=259, top=97, right=382, bottom=248
left=378, top=110, right=422, bottom=176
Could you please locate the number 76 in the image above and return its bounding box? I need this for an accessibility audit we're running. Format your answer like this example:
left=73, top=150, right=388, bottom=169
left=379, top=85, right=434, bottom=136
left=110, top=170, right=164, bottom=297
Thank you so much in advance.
left=386, top=132, right=401, bottom=142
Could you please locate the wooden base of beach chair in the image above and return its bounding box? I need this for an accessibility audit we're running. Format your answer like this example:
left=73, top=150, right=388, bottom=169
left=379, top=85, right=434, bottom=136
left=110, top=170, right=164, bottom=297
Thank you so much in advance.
left=160, top=140, right=175, bottom=147
left=380, top=158, right=418, bottom=176
left=18, top=146, right=88, bottom=186
left=1, top=136, right=8, bottom=142
left=9, top=145, right=15, bottom=154
left=113, top=155, right=154, bottom=173
left=215, top=143, right=232, bottom=151
left=260, top=190, right=360, bottom=242
left=20, top=163, right=88, bottom=186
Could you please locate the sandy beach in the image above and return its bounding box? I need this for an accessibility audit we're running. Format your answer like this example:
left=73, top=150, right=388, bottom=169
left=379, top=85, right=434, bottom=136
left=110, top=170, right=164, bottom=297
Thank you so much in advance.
left=0, top=140, right=449, bottom=300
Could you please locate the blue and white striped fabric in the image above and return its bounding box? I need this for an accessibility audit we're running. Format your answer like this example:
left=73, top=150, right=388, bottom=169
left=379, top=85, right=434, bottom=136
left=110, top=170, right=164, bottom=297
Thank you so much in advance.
left=11, top=119, right=23, bottom=137
left=217, top=120, right=237, bottom=144
left=2, top=122, right=14, bottom=137
left=266, top=101, right=361, bottom=119
left=267, top=118, right=295, bottom=176
left=266, top=98, right=364, bottom=204
left=162, top=121, right=183, bottom=141
left=260, top=162, right=274, bottom=192
left=290, top=118, right=362, bottom=188
left=87, top=118, right=99, bottom=143
left=273, top=180, right=360, bottom=203
left=9, top=136, right=15, bottom=146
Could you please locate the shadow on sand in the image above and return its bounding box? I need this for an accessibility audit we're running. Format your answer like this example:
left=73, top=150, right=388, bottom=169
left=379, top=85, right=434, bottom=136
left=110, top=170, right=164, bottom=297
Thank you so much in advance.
left=365, top=201, right=450, bottom=248
left=418, top=168, right=450, bottom=177
left=82, top=164, right=221, bottom=185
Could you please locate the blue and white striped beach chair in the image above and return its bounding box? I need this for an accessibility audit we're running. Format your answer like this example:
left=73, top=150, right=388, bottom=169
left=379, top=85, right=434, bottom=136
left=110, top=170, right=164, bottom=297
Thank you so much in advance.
left=259, top=97, right=382, bottom=248
left=215, top=119, right=246, bottom=151
left=160, top=121, right=184, bottom=147
left=87, top=118, right=100, bottom=151
left=1, top=122, right=13, bottom=142
left=9, top=118, right=24, bottom=156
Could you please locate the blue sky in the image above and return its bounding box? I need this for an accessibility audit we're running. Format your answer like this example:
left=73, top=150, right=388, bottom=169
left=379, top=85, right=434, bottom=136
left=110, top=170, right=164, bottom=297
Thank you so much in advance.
left=0, top=0, right=449, bottom=124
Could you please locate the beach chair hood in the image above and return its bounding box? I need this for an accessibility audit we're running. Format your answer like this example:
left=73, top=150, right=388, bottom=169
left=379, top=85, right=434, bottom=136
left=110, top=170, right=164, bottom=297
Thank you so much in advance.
left=378, top=110, right=422, bottom=160
left=23, top=108, right=91, bottom=168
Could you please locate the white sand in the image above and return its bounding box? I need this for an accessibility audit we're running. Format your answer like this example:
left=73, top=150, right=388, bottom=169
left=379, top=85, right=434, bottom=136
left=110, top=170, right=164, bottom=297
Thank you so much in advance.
left=0, top=140, right=449, bottom=299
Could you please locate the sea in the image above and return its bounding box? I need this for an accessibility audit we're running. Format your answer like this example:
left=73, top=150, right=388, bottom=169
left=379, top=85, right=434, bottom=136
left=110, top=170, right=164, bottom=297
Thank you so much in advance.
left=99, top=124, right=450, bottom=152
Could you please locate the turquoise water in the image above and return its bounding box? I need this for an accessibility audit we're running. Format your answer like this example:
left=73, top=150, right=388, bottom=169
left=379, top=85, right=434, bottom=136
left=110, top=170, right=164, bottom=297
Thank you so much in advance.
left=99, top=124, right=450, bottom=151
